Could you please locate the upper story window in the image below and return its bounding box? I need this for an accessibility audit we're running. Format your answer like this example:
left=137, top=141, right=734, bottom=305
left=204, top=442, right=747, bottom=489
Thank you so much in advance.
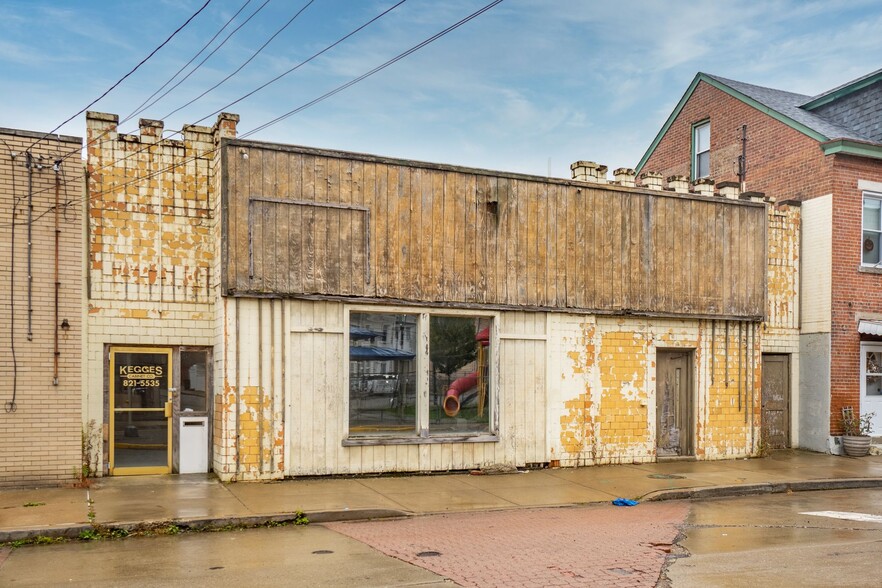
left=863, top=192, right=882, bottom=266
left=692, top=121, right=710, bottom=179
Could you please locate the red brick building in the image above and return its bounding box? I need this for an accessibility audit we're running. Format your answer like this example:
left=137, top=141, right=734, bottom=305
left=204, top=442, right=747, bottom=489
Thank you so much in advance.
left=638, top=69, right=882, bottom=453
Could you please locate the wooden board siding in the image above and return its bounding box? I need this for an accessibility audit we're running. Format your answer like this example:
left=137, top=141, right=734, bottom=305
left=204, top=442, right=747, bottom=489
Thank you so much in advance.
left=223, top=141, right=767, bottom=319
left=276, top=300, right=546, bottom=475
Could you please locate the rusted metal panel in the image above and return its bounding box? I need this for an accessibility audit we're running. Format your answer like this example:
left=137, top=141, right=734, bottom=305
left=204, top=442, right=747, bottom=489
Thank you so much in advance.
left=222, top=141, right=766, bottom=319
left=761, top=354, right=790, bottom=449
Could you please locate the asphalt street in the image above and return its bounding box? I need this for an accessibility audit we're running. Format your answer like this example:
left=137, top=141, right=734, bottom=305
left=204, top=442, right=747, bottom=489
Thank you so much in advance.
left=6, top=488, right=882, bottom=586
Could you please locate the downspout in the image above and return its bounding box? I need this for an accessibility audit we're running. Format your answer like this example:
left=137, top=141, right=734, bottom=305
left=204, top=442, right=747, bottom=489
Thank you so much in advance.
left=26, top=152, right=33, bottom=341
left=5, top=150, right=19, bottom=413
left=53, top=160, right=60, bottom=386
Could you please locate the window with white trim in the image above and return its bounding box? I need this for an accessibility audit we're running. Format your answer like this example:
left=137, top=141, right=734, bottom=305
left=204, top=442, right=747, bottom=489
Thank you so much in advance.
left=347, top=310, right=494, bottom=439
left=862, top=192, right=882, bottom=265
left=692, top=121, right=710, bottom=179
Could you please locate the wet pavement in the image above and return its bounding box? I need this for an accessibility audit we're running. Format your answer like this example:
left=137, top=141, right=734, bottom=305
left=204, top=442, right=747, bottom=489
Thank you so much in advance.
left=666, top=487, right=882, bottom=587
left=2, top=450, right=882, bottom=542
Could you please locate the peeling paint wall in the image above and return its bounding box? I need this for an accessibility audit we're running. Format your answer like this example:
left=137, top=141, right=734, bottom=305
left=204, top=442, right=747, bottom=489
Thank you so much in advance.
left=84, top=111, right=236, bottom=474
left=550, top=316, right=765, bottom=466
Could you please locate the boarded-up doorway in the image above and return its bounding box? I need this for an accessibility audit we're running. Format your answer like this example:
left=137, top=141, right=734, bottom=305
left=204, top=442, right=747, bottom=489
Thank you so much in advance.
left=656, top=350, right=694, bottom=457
left=761, top=354, right=790, bottom=449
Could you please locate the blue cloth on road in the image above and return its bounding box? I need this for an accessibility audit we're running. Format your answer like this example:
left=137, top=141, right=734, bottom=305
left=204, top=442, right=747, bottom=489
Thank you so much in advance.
left=612, top=498, right=639, bottom=506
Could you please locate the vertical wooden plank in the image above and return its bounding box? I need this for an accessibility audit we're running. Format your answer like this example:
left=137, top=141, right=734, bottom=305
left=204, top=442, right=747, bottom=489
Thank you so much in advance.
left=338, top=158, right=353, bottom=295
left=364, top=161, right=378, bottom=297
left=441, top=171, right=455, bottom=298
left=386, top=164, right=402, bottom=298
left=532, top=181, right=546, bottom=307
left=558, top=186, right=586, bottom=308
left=394, top=165, right=410, bottom=299
left=410, top=166, right=423, bottom=299
left=453, top=172, right=467, bottom=301
left=592, top=188, right=605, bottom=309
left=431, top=170, right=445, bottom=301
left=350, top=159, right=365, bottom=296
left=376, top=163, right=390, bottom=297
left=274, top=152, right=290, bottom=293
left=496, top=177, right=511, bottom=304
left=642, top=195, right=655, bottom=311
left=247, top=149, right=263, bottom=290
left=545, top=184, right=558, bottom=307
left=463, top=173, right=478, bottom=302
left=627, top=193, right=639, bottom=309
left=475, top=175, right=491, bottom=303
left=515, top=181, right=528, bottom=305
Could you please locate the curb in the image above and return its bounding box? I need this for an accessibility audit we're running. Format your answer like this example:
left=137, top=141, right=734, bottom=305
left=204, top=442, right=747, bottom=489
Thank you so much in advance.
left=0, top=508, right=412, bottom=544
left=640, top=477, right=882, bottom=502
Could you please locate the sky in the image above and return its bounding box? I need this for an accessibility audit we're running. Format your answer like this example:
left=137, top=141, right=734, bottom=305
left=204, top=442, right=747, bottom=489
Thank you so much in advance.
left=1, top=0, right=881, bottom=179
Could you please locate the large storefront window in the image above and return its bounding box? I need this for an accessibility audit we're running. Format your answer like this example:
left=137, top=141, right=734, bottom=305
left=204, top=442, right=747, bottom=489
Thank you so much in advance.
left=348, top=311, right=493, bottom=439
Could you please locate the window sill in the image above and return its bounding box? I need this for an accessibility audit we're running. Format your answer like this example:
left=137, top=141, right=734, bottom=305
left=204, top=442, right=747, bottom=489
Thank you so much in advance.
left=858, top=265, right=882, bottom=275
left=342, top=433, right=499, bottom=447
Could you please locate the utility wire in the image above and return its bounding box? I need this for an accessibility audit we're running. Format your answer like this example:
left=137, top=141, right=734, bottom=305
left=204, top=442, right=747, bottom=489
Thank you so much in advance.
left=24, top=0, right=213, bottom=153
left=244, top=0, right=504, bottom=137
left=19, top=0, right=503, bottom=222
left=46, top=0, right=407, bottom=177
left=122, top=0, right=258, bottom=126
left=158, top=0, right=315, bottom=122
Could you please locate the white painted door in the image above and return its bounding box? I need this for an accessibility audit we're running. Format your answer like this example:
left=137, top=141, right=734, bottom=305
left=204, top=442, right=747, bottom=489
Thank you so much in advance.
left=860, top=343, right=882, bottom=434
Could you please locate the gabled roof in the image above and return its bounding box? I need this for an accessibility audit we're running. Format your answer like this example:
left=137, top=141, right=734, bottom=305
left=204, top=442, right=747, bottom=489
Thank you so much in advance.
left=801, top=67, right=882, bottom=110
left=636, top=71, right=882, bottom=172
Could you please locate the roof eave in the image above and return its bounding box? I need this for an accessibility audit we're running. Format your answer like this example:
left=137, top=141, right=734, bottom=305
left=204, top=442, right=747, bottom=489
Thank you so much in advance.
left=821, top=138, right=882, bottom=160
left=636, top=73, right=829, bottom=173
left=802, top=70, right=882, bottom=111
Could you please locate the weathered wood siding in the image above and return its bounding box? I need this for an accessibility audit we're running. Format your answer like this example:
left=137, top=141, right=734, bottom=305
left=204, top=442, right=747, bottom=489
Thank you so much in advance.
left=274, top=300, right=547, bottom=475
left=222, top=141, right=767, bottom=319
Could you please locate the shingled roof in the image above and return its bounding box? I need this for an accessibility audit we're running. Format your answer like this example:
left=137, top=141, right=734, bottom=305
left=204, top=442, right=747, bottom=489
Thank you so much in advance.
left=703, top=73, right=870, bottom=142
left=637, top=69, right=882, bottom=171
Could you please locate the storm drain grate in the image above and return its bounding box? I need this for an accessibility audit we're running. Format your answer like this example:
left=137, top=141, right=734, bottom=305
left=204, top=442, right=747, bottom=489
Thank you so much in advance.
left=312, top=550, right=334, bottom=555
left=647, top=474, right=686, bottom=479
left=416, top=551, right=442, bottom=557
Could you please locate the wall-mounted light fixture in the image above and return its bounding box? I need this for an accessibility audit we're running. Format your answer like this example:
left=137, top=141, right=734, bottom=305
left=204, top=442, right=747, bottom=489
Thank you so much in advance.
left=60, top=318, right=70, bottom=331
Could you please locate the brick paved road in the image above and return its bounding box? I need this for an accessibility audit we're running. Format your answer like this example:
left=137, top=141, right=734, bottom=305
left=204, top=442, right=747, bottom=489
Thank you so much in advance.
left=327, top=501, right=688, bottom=587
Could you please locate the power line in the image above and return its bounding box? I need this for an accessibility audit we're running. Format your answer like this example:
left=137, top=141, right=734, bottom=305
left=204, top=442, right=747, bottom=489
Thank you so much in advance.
left=243, top=0, right=505, bottom=137
left=24, top=0, right=214, bottom=153
left=19, top=0, right=504, bottom=220
left=158, top=0, right=315, bottom=122
left=48, top=0, right=408, bottom=176
left=122, top=0, right=259, bottom=126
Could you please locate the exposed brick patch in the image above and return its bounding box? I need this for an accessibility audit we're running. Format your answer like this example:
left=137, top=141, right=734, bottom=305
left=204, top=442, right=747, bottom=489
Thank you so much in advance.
left=328, top=502, right=689, bottom=587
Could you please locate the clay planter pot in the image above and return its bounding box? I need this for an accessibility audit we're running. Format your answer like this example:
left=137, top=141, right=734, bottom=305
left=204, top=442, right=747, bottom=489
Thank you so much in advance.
left=842, top=435, right=872, bottom=457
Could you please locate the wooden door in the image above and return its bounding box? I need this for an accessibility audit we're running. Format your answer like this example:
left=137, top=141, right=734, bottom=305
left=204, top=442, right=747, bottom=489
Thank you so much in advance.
left=656, top=350, right=693, bottom=457
left=761, top=354, right=790, bottom=449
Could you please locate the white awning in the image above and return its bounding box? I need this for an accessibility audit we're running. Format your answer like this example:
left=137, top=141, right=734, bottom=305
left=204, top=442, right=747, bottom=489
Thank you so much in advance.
left=858, top=320, right=882, bottom=336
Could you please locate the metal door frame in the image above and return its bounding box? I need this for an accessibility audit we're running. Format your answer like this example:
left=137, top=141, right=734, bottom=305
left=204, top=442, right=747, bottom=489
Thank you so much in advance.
left=109, top=346, right=173, bottom=476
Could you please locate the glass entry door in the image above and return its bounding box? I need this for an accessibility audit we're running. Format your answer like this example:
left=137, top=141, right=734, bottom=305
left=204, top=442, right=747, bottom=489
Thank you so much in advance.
left=110, top=347, right=173, bottom=475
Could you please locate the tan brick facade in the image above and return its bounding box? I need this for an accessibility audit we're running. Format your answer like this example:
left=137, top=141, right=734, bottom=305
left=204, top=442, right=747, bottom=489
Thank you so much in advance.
left=84, top=112, right=236, bottom=475
left=0, top=128, right=83, bottom=487
left=640, top=75, right=881, bottom=447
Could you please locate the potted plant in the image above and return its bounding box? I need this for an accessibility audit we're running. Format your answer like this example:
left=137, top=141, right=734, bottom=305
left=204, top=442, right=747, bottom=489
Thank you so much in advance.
left=841, top=406, right=875, bottom=457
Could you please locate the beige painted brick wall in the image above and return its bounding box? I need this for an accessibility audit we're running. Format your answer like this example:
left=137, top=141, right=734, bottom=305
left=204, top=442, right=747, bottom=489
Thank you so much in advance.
left=84, top=112, right=236, bottom=475
left=0, top=128, right=83, bottom=487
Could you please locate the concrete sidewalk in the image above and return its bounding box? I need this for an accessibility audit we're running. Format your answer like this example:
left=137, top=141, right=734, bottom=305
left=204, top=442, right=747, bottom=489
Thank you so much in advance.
left=3, top=450, right=882, bottom=542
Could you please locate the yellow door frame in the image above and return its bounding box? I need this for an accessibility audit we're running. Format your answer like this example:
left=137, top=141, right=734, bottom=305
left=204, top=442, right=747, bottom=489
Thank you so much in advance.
left=109, top=346, right=173, bottom=476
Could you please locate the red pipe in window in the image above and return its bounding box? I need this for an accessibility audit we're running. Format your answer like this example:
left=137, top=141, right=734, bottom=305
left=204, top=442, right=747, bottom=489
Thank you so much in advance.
left=443, top=372, right=478, bottom=417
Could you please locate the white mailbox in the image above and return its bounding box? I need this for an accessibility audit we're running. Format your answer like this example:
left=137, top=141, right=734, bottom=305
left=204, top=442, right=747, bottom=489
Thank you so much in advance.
left=179, top=415, right=208, bottom=474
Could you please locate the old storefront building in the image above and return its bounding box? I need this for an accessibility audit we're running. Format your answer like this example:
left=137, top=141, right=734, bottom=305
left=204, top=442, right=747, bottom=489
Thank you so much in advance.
left=81, top=112, right=799, bottom=480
